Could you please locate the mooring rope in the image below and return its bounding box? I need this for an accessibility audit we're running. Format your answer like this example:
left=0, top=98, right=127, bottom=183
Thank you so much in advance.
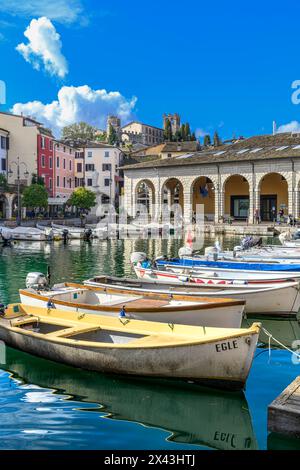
left=259, top=325, right=300, bottom=361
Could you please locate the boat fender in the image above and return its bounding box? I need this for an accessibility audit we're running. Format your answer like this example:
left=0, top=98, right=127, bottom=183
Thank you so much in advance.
left=119, top=305, right=126, bottom=318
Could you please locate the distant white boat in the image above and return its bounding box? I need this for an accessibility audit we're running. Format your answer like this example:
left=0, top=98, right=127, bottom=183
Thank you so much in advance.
left=51, top=223, right=86, bottom=239
left=0, top=226, right=46, bottom=241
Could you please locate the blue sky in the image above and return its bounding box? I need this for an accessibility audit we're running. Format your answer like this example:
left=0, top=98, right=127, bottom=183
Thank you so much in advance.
left=0, top=0, right=300, bottom=138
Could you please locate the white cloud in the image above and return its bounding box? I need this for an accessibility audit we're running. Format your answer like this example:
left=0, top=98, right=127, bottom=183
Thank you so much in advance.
left=11, top=85, right=137, bottom=136
left=0, top=0, right=84, bottom=24
left=16, top=17, right=68, bottom=78
left=277, top=121, right=300, bottom=133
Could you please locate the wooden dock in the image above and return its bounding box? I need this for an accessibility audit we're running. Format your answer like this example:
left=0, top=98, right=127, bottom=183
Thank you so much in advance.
left=268, top=377, right=300, bottom=438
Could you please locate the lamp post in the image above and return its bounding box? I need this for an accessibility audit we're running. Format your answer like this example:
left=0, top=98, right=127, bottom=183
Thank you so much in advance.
left=8, top=157, right=29, bottom=225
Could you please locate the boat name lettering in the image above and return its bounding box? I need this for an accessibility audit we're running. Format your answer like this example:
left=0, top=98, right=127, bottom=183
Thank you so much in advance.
left=214, top=431, right=237, bottom=448
left=215, top=340, right=238, bottom=352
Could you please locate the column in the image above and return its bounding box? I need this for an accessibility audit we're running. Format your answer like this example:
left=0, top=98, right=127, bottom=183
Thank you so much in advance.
left=218, top=189, right=225, bottom=223
left=6, top=193, right=14, bottom=219
left=248, top=181, right=254, bottom=224
left=214, top=186, right=221, bottom=223
left=288, top=184, right=294, bottom=217
left=183, top=187, right=192, bottom=225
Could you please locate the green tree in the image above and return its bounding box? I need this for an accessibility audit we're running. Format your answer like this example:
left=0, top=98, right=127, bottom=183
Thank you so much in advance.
left=213, top=131, right=222, bottom=147
left=0, top=174, right=8, bottom=190
left=174, top=129, right=182, bottom=141
left=203, top=134, right=211, bottom=146
left=185, top=123, right=191, bottom=140
left=62, top=122, right=98, bottom=142
left=22, top=184, right=48, bottom=212
left=191, top=132, right=196, bottom=141
left=164, top=118, right=172, bottom=141
left=108, top=124, right=118, bottom=145
left=180, top=124, right=186, bottom=141
left=68, top=187, right=96, bottom=213
left=95, top=131, right=107, bottom=142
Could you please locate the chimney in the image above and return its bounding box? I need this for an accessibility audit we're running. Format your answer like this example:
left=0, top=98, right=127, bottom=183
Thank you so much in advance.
left=273, top=121, right=277, bottom=136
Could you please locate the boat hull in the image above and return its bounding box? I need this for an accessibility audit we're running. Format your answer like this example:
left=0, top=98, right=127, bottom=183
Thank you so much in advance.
left=19, top=291, right=244, bottom=328
left=0, top=320, right=259, bottom=390
left=157, top=259, right=300, bottom=273
left=87, top=272, right=300, bottom=315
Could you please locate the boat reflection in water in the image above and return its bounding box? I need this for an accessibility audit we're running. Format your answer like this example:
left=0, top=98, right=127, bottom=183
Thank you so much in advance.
left=3, top=347, right=257, bottom=451
left=243, top=314, right=300, bottom=350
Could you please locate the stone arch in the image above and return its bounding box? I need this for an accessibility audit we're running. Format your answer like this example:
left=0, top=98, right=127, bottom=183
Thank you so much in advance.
left=134, top=179, right=156, bottom=217
left=258, top=172, right=289, bottom=222
left=223, top=174, right=250, bottom=221
left=161, top=177, right=184, bottom=216
left=191, top=176, right=216, bottom=222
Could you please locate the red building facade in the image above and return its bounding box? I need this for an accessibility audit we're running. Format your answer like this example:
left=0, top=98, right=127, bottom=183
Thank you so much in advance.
left=37, top=130, right=54, bottom=197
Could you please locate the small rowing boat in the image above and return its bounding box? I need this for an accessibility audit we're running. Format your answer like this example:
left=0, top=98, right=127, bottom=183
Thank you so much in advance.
left=84, top=273, right=300, bottom=315
left=0, top=304, right=260, bottom=390
left=19, top=278, right=245, bottom=328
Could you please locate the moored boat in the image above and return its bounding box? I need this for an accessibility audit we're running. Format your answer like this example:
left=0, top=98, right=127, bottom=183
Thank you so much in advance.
left=0, top=226, right=46, bottom=241
left=156, top=257, right=300, bottom=272
left=130, top=252, right=300, bottom=281
left=19, top=277, right=245, bottom=328
left=51, top=223, right=87, bottom=239
left=0, top=303, right=260, bottom=390
left=84, top=273, right=300, bottom=315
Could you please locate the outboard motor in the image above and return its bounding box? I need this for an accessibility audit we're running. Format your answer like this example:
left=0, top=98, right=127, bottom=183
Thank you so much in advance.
left=178, top=246, right=193, bottom=258
left=83, top=228, right=93, bottom=242
left=130, top=252, right=147, bottom=266
left=26, top=272, right=49, bottom=290
left=0, top=229, right=12, bottom=247
left=62, top=229, right=69, bottom=243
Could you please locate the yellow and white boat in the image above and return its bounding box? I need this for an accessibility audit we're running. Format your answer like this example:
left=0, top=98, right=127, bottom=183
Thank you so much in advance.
left=0, top=304, right=260, bottom=390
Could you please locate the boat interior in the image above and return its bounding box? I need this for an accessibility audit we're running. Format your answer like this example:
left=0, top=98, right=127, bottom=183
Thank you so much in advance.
left=23, top=284, right=232, bottom=308
left=2, top=304, right=258, bottom=347
left=3, top=306, right=148, bottom=345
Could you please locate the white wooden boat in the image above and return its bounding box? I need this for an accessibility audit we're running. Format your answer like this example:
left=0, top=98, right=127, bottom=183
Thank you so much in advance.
left=279, top=230, right=300, bottom=247
left=51, top=223, right=86, bottom=239
left=5, top=347, right=258, bottom=449
left=0, top=304, right=260, bottom=390
left=0, top=226, right=46, bottom=241
left=85, top=273, right=300, bottom=315
left=19, top=281, right=245, bottom=328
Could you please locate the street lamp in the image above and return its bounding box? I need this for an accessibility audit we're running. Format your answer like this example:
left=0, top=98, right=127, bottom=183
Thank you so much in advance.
left=8, top=157, right=29, bottom=225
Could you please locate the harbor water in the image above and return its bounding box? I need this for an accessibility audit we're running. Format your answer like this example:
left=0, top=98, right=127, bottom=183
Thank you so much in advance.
left=1, top=236, right=300, bottom=450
